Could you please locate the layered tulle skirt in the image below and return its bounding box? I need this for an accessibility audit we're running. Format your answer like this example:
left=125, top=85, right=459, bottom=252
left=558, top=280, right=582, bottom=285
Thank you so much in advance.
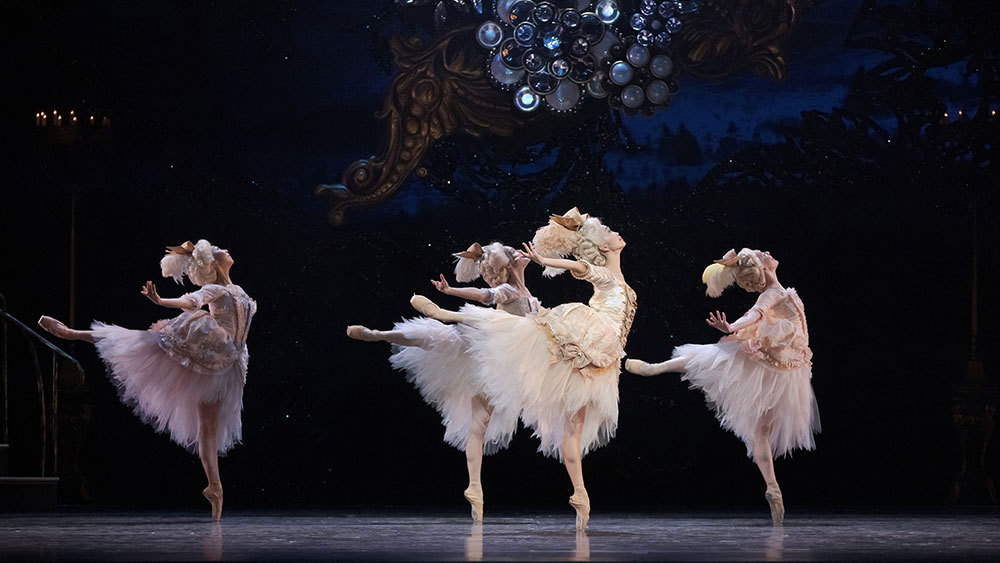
left=674, top=341, right=820, bottom=458
left=458, top=306, right=620, bottom=460
left=92, top=322, right=245, bottom=454
left=388, top=314, right=518, bottom=454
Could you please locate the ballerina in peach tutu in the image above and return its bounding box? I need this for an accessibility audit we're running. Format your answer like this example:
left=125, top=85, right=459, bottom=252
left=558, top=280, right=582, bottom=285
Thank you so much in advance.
left=38, top=240, right=256, bottom=521
left=411, top=208, right=636, bottom=530
left=625, top=248, right=820, bottom=524
left=346, top=242, right=537, bottom=522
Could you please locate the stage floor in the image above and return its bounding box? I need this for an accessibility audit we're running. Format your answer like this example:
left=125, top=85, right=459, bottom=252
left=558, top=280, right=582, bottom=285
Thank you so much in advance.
left=1, top=509, right=998, bottom=561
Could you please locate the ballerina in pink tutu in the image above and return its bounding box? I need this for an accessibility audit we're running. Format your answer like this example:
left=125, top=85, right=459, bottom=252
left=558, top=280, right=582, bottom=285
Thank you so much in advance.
left=625, top=248, right=820, bottom=524
left=38, top=240, right=256, bottom=521
left=410, top=208, right=637, bottom=530
left=346, top=242, right=538, bottom=522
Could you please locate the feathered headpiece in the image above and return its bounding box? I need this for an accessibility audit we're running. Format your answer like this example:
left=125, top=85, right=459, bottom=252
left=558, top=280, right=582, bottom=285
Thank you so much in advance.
left=453, top=242, right=485, bottom=283
left=701, top=248, right=764, bottom=297
left=159, top=239, right=217, bottom=285
left=532, top=207, right=590, bottom=277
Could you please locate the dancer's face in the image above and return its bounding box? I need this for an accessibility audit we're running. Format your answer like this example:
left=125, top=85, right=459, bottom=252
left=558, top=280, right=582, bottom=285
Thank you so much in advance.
left=216, top=248, right=235, bottom=269
left=598, top=224, right=626, bottom=252
left=760, top=250, right=778, bottom=272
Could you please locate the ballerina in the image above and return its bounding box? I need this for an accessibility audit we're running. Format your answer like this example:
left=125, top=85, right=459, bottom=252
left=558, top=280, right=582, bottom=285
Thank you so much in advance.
left=38, top=240, right=256, bottom=521
left=411, top=208, right=637, bottom=530
left=346, top=242, right=538, bottom=522
left=625, top=248, right=820, bottom=524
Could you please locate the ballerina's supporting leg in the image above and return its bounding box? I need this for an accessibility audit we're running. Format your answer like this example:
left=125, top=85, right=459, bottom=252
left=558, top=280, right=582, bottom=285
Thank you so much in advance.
left=198, top=401, right=224, bottom=522
left=752, top=414, right=784, bottom=524
left=563, top=405, right=590, bottom=531
left=345, top=325, right=423, bottom=346
left=624, top=355, right=688, bottom=377
left=463, top=395, right=493, bottom=522
left=37, top=316, right=97, bottom=344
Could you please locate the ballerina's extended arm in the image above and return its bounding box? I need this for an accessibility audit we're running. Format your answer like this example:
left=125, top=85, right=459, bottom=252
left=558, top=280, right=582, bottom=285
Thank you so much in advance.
left=142, top=281, right=201, bottom=309
left=430, top=274, right=494, bottom=304
left=706, top=309, right=763, bottom=334
left=521, top=242, right=588, bottom=276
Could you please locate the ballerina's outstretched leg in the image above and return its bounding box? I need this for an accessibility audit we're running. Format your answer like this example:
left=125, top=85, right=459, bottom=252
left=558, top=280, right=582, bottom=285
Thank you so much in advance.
left=562, top=405, right=590, bottom=531
left=345, top=325, right=424, bottom=346
left=409, top=295, right=467, bottom=323
left=38, top=316, right=97, bottom=344
left=624, top=355, right=688, bottom=376
left=464, top=395, right=493, bottom=522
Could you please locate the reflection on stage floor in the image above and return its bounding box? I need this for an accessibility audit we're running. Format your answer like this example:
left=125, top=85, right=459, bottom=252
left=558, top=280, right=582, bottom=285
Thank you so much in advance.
left=1, top=509, right=998, bottom=561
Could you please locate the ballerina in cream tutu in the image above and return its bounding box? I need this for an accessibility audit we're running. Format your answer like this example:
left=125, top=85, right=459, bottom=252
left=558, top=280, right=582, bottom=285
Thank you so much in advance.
left=411, top=208, right=637, bottom=530
left=38, top=240, right=256, bottom=521
left=625, top=248, right=820, bottom=524
left=346, top=242, right=538, bottom=522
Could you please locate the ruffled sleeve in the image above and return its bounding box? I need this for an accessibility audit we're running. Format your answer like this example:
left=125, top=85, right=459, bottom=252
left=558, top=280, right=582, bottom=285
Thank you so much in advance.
left=486, top=283, right=520, bottom=306
left=181, top=284, right=228, bottom=310
left=571, top=262, right=618, bottom=291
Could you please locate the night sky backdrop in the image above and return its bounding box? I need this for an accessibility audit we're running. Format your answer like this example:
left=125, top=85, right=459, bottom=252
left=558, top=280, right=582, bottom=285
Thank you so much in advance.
left=3, top=0, right=998, bottom=512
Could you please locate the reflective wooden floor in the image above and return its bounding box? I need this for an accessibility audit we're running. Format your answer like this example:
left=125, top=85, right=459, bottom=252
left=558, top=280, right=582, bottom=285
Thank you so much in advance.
left=1, top=509, right=998, bottom=560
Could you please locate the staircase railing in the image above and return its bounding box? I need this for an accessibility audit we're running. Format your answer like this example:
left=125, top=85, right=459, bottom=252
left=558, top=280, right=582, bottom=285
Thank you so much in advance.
left=0, top=292, right=85, bottom=477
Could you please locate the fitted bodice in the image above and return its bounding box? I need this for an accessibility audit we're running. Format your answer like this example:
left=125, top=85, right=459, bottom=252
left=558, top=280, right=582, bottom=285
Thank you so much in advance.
left=724, top=287, right=811, bottom=369
left=152, top=283, right=257, bottom=374
left=534, top=263, right=637, bottom=377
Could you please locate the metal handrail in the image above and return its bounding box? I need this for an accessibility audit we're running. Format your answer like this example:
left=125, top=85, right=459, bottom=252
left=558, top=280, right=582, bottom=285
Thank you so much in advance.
left=0, top=292, right=85, bottom=477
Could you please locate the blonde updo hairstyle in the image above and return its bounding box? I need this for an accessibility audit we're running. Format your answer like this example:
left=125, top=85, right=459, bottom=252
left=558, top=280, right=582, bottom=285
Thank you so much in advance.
left=701, top=248, right=767, bottom=297
left=532, top=208, right=608, bottom=277
left=453, top=242, right=517, bottom=287
left=160, top=239, right=224, bottom=286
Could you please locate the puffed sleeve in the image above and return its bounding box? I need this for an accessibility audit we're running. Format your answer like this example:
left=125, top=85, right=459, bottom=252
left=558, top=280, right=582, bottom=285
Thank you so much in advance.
left=571, top=262, right=618, bottom=291
left=486, top=283, right=520, bottom=306
left=180, top=284, right=228, bottom=310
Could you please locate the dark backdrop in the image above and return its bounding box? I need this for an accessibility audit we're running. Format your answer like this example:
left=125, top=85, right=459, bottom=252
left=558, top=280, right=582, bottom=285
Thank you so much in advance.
left=2, top=0, right=998, bottom=511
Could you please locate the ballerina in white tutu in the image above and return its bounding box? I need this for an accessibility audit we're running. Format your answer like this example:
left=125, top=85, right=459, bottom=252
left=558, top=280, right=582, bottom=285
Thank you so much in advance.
left=625, top=248, right=820, bottom=524
left=38, top=240, right=256, bottom=521
left=411, top=208, right=636, bottom=530
left=346, top=242, right=538, bottom=522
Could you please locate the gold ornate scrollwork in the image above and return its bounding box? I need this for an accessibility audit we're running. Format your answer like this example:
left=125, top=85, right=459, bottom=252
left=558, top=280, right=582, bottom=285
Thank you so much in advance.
left=317, top=25, right=525, bottom=225
left=673, top=0, right=802, bottom=81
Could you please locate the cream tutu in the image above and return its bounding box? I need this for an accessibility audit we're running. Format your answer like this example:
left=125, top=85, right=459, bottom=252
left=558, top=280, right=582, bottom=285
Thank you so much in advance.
left=92, top=283, right=255, bottom=454
left=459, top=263, right=636, bottom=459
left=388, top=312, right=519, bottom=454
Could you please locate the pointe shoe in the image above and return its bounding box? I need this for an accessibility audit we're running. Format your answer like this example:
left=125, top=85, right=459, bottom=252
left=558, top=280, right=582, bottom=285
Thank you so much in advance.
left=346, top=325, right=381, bottom=342
left=464, top=484, right=484, bottom=523
left=38, top=316, right=73, bottom=340
left=569, top=489, right=590, bottom=531
left=203, top=483, right=224, bottom=522
left=624, top=359, right=660, bottom=376
left=764, top=484, right=784, bottom=525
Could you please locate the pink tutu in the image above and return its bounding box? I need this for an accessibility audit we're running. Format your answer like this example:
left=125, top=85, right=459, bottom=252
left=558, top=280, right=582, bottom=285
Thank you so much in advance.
left=92, top=322, right=245, bottom=454
left=675, top=340, right=820, bottom=458
left=388, top=311, right=519, bottom=454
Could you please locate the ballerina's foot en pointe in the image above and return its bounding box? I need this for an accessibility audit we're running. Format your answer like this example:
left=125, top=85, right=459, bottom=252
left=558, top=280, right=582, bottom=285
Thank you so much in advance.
left=569, top=489, right=590, bottom=531
left=203, top=482, right=224, bottom=522
left=765, top=484, right=784, bottom=525
left=409, top=294, right=466, bottom=323
left=464, top=484, right=484, bottom=523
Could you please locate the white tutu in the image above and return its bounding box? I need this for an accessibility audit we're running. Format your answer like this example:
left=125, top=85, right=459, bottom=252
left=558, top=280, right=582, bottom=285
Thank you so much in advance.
left=460, top=307, right=620, bottom=460
left=675, top=341, right=820, bottom=458
left=388, top=311, right=519, bottom=454
left=92, top=322, right=245, bottom=454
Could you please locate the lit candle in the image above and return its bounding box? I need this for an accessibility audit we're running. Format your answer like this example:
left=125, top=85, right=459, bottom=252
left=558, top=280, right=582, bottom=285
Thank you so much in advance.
left=41, top=113, right=47, bottom=127
left=56, top=115, right=62, bottom=126
left=90, top=115, right=95, bottom=124
left=35, top=112, right=40, bottom=126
